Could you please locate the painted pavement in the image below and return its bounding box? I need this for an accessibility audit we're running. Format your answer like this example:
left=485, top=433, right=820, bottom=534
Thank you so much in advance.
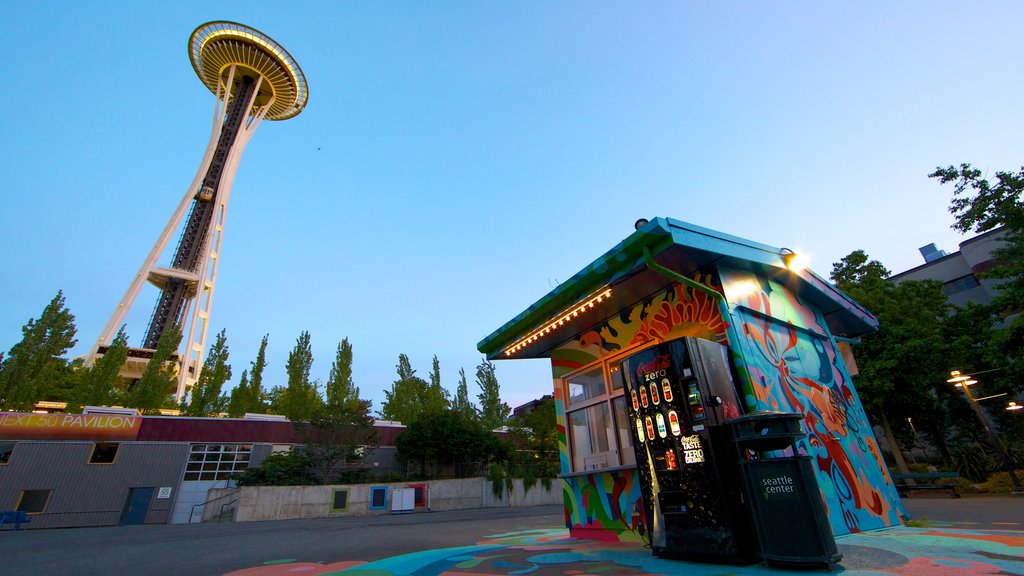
left=223, top=524, right=1024, bottom=576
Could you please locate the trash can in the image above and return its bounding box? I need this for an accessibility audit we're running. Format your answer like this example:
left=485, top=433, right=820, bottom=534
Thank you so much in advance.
left=729, top=411, right=842, bottom=570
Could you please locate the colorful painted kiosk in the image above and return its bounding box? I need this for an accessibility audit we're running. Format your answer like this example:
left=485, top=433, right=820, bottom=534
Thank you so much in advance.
left=478, top=217, right=906, bottom=547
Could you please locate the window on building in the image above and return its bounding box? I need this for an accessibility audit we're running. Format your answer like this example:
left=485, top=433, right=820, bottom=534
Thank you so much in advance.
left=944, top=275, right=981, bottom=296
left=563, top=352, right=637, bottom=472
left=184, top=444, right=253, bottom=481
left=17, top=489, right=52, bottom=514
left=0, top=441, right=14, bottom=464
left=89, top=442, right=120, bottom=464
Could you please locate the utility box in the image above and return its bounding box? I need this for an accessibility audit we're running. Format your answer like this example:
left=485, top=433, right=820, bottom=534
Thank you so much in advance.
left=391, top=488, right=415, bottom=513
left=730, top=412, right=842, bottom=570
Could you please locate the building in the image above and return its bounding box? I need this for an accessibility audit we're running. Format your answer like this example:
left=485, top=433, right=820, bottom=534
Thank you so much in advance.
left=0, top=412, right=404, bottom=529
left=890, top=227, right=1008, bottom=308
left=479, top=217, right=905, bottom=542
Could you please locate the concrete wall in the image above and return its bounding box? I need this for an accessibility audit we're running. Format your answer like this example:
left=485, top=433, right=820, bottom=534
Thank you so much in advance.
left=220, top=477, right=561, bottom=522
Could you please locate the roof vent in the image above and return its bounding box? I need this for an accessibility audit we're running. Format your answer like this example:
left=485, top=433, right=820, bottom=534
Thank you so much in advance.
left=919, top=243, right=947, bottom=263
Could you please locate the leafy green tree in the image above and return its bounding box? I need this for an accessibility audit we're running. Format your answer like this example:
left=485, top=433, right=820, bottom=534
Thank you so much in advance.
left=183, top=329, right=232, bottom=416
left=0, top=291, right=78, bottom=411
left=379, top=354, right=430, bottom=423
left=278, top=331, right=322, bottom=421
left=503, top=395, right=561, bottom=494
left=452, top=367, right=478, bottom=419
left=67, top=326, right=129, bottom=412
left=396, top=409, right=503, bottom=478
left=234, top=450, right=319, bottom=486
left=476, top=359, right=509, bottom=431
left=931, top=163, right=1024, bottom=392
left=831, top=251, right=951, bottom=468
left=301, top=396, right=378, bottom=483
left=126, top=325, right=182, bottom=414
left=325, top=338, right=359, bottom=412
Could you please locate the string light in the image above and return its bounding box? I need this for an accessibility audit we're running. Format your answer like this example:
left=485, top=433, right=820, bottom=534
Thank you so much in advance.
left=504, top=287, right=612, bottom=357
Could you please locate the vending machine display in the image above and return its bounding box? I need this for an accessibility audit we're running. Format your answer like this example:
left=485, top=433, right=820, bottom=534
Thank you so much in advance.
left=621, top=336, right=756, bottom=564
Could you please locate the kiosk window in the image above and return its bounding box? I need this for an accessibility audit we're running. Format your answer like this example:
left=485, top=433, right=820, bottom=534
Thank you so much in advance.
left=567, top=368, right=606, bottom=406
left=563, top=348, right=642, bottom=473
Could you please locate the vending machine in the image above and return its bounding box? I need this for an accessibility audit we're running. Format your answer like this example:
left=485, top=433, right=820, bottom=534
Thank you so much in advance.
left=621, top=336, right=756, bottom=564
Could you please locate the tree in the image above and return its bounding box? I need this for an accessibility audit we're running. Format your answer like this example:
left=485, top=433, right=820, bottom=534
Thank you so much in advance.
left=379, top=354, right=430, bottom=423
left=452, top=367, right=478, bottom=419
left=0, top=291, right=78, bottom=411
left=476, top=358, right=510, bottom=431
left=395, top=409, right=502, bottom=479
left=423, top=355, right=451, bottom=415
left=301, top=396, right=378, bottom=483
left=325, top=338, right=359, bottom=412
left=831, top=250, right=951, bottom=468
left=67, top=326, right=129, bottom=412
left=227, top=369, right=251, bottom=418
left=228, top=335, right=270, bottom=417
left=126, top=325, right=182, bottom=414
left=931, top=164, right=1024, bottom=390
left=278, top=331, right=322, bottom=421
left=183, top=329, right=232, bottom=416
left=250, top=334, right=269, bottom=410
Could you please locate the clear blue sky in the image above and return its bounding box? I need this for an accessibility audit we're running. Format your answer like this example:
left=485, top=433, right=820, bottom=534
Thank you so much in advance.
left=2, top=2, right=1022, bottom=412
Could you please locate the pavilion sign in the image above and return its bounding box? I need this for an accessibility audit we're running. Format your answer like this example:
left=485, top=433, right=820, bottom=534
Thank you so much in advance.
left=0, top=412, right=142, bottom=441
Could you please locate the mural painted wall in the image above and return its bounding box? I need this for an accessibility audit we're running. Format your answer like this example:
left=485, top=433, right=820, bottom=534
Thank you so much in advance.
left=551, top=277, right=726, bottom=541
left=719, top=266, right=906, bottom=535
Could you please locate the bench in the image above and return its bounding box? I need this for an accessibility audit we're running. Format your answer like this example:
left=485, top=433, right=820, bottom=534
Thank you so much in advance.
left=892, top=472, right=962, bottom=498
left=0, top=511, right=32, bottom=530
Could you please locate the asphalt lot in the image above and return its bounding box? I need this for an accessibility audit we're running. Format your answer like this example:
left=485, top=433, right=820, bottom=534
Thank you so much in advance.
left=0, top=497, right=1020, bottom=576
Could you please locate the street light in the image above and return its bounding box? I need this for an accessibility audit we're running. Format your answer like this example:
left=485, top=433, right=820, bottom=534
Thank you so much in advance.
left=947, top=370, right=1023, bottom=495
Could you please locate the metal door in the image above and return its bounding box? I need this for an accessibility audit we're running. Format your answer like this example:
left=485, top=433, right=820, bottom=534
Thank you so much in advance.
left=121, top=487, right=154, bottom=525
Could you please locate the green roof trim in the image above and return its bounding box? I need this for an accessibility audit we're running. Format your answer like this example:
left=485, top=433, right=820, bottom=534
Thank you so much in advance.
left=477, top=217, right=878, bottom=359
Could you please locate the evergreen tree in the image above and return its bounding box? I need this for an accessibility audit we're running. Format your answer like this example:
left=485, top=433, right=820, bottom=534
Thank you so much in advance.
left=452, top=367, right=478, bottom=419
left=280, top=331, right=322, bottom=421
left=0, top=291, right=78, bottom=411
left=325, top=338, right=359, bottom=412
left=249, top=334, right=269, bottom=412
left=379, top=353, right=429, bottom=423
left=67, top=326, right=129, bottom=412
left=476, top=358, right=510, bottom=431
left=227, top=369, right=250, bottom=418
left=424, top=354, right=451, bottom=415
left=127, top=326, right=182, bottom=414
left=183, top=329, right=232, bottom=416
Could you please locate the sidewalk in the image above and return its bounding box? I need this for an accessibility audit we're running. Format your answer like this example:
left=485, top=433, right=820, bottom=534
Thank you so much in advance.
left=225, top=520, right=1024, bottom=576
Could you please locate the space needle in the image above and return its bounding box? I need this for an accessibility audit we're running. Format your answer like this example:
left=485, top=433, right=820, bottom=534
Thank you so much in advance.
left=84, top=22, right=308, bottom=401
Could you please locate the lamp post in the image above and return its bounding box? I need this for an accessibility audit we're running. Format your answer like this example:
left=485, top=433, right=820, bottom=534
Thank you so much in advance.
left=947, top=371, right=1023, bottom=495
